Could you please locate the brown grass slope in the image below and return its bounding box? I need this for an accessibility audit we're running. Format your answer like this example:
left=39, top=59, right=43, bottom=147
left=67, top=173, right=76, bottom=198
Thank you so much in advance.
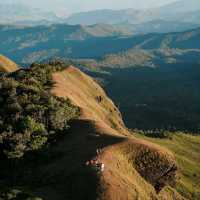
left=42, top=65, right=183, bottom=200
left=0, top=54, right=18, bottom=72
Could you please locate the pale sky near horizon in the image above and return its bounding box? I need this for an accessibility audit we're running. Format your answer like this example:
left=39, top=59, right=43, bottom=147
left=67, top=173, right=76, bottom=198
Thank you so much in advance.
left=2, top=0, right=179, bottom=16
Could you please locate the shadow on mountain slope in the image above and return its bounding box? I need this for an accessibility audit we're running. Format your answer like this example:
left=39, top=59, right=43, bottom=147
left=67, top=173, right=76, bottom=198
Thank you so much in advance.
left=0, top=63, right=182, bottom=200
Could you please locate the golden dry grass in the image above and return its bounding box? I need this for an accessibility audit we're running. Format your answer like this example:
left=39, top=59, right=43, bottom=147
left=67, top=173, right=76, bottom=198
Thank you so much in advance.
left=136, top=133, right=200, bottom=200
left=0, top=54, right=18, bottom=72
left=48, top=66, right=181, bottom=200
left=52, top=66, right=128, bottom=136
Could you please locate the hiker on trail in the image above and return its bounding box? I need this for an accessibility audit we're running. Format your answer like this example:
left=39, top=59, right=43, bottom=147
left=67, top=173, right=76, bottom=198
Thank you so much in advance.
left=85, top=159, right=105, bottom=172
left=96, top=148, right=102, bottom=155
left=94, top=159, right=98, bottom=165
left=101, top=163, right=105, bottom=172
left=85, top=161, right=90, bottom=166
left=96, top=149, right=100, bottom=155
left=85, top=148, right=105, bottom=172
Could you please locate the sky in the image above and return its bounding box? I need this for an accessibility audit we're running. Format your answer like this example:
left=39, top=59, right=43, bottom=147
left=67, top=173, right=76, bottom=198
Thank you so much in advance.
left=3, top=0, right=179, bottom=16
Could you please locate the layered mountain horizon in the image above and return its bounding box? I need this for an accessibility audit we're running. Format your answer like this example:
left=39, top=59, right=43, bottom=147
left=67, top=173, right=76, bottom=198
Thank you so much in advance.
left=0, top=0, right=200, bottom=200
left=1, top=0, right=200, bottom=27
left=1, top=24, right=200, bottom=64
left=66, top=0, right=200, bottom=26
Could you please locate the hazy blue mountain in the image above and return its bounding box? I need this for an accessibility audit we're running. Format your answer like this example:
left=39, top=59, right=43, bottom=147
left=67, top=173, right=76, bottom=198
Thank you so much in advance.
left=66, top=9, right=155, bottom=25
left=0, top=23, right=134, bottom=63
left=168, top=10, right=200, bottom=24
left=154, top=0, right=200, bottom=24
left=98, top=48, right=200, bottom=68
left=0, top=24, right=200, bottom=64
left=1, top=1, right=200, bottom=30
left=12, top=20, right=63, bottom=27
left=129, top=20, right=199, bottom=34
left=66, top=0, right=200, bottom=26
left=81, top=23, right=133, bottom=37
left=157, top=0, right=200, bottom=15
left=0, top=2, right=60, bottom=25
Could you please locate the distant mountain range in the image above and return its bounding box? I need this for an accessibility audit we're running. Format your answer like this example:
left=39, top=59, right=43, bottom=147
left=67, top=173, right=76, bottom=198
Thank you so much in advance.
left=66, top=0, right=200, bottom=26
left=0, top=23, right=134, bottom=63
left=1, top=0, right=200, bottom=33
left=1, top=1, right=200, bottom=199
left=116, top=19, right=199, bottom=34
left=1, top=24, right=200, bottom=64
left=66, top=9, right=154, bottom=25
left=156, top=0, right=200, bottom=16
left=0, top=2, right=60, bottom=25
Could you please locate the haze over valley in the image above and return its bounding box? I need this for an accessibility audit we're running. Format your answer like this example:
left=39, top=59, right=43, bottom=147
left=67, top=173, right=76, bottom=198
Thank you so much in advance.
left=0, top=1, right=200, bottom=200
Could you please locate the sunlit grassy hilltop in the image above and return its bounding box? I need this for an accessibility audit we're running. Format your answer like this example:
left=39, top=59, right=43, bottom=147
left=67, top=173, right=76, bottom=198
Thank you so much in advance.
left=135, top=133, right=200, bottom=200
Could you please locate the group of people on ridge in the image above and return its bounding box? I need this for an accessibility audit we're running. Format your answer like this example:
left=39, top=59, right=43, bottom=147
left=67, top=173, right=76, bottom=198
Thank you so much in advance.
left=85, top=149, right=105, bottom=172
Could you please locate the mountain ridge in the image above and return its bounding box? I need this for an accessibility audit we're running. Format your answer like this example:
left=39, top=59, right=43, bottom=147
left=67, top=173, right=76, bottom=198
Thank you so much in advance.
left=0, top=59, right=180, bottom=200
left=66, top=1, right=200, bottom=26
left=0, top=54, right=19, bottom=72
left=50, top=65, right=179, bottom=200
left=1, top=25, right=200, bottom=64
left=0, top=2, right=60, bottom=25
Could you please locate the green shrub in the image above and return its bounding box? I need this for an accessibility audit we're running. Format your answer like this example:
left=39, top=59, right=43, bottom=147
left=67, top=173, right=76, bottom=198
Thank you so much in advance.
left=0, top=62, right=80, bottom=159
left=136, top=129, right=173, bottom=139
left=19, top=117, right=47, bottom=135
left=29, top=135, right=48, bottom=150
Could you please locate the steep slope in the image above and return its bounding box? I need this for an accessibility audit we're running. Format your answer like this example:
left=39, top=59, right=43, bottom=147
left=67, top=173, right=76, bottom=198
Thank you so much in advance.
left=52, top=65, right=126, bottom=135
left=0, top=63, right=181, bottom=200
left=0, top=54, right=18, bottom=72
left=136, top=133, right=200, bottom=200
left=49, top=65, right=180, bottom=200
left=82, top=58, right=200, bottom=132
